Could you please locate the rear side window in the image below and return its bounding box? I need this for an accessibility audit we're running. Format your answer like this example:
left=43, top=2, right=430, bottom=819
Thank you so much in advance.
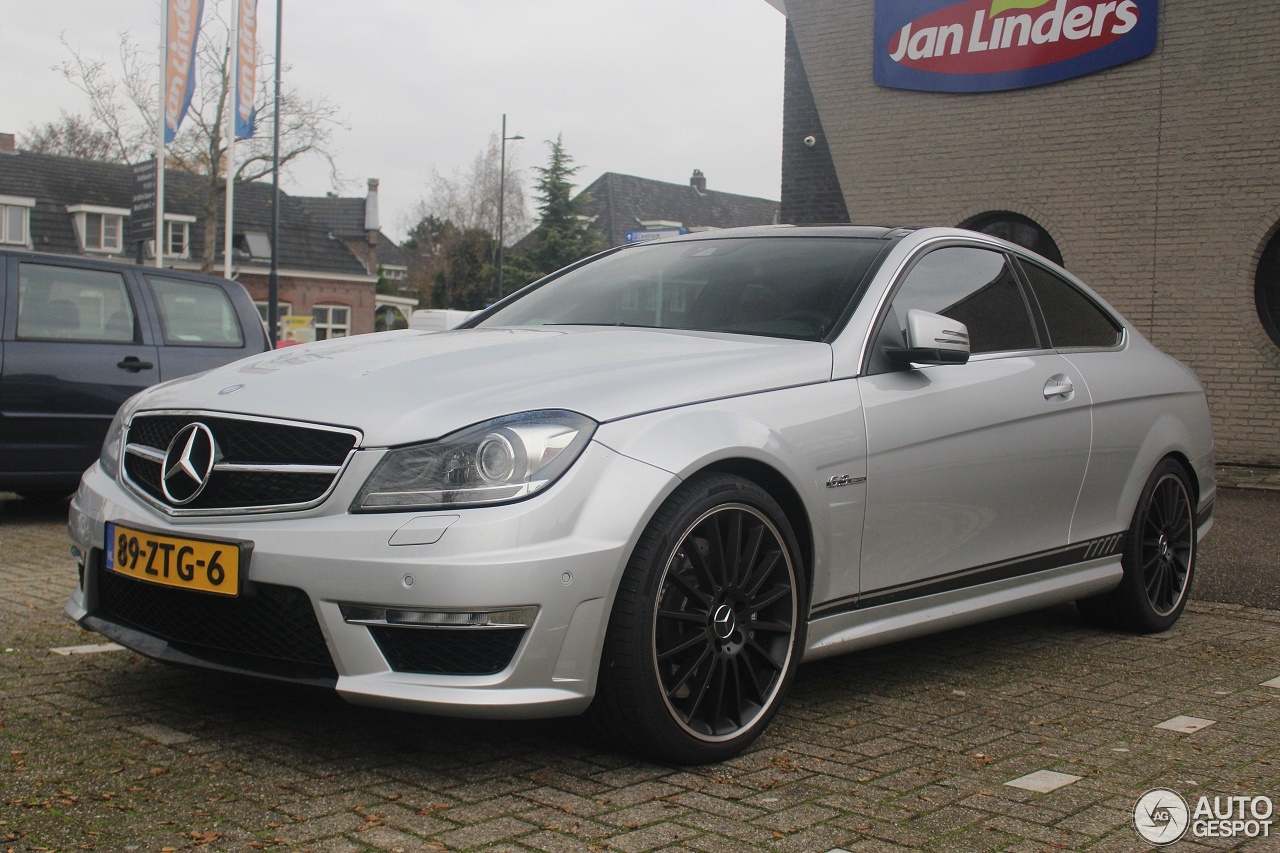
left=146, top=275, right=244, bottom=347
left=17, top=263, right=137, bottom=343
left=1021, top=262, right=1122, bottom=349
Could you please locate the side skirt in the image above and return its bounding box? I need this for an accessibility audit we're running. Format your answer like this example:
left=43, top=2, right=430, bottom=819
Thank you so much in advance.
left=802, top=557, right=1123, bottom=663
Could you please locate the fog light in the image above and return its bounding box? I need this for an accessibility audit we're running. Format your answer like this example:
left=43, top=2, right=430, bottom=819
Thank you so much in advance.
left=340, top=605, right=536, bottom=630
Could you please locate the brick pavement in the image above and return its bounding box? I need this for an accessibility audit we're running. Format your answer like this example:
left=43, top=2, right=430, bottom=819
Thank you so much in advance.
left=2, top=497, right=1278, bottom=852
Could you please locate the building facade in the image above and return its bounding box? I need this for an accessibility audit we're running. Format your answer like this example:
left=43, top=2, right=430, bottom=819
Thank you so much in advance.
left=0, top=135, right=402, bottom=339
left=777, top=0, right=1280, bottom=465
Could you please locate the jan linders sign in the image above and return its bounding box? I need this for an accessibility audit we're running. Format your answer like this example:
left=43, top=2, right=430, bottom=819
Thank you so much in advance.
left=874, top=0, right=1158, bottom=93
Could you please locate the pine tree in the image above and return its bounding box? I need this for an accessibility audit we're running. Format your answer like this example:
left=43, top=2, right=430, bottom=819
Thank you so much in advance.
left=506, top=135, right=601, bottom=288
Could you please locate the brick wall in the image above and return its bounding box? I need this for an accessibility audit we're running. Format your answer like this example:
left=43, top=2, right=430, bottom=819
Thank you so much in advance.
left=781, top=22, right=851, bottom=225
left=783, top=0, right=1280, bottom=465
left=239, top=273, right=376, bottom=336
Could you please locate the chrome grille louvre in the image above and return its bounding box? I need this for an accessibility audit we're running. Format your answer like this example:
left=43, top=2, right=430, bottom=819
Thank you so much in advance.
left=122, top=411, right=361, bottom=515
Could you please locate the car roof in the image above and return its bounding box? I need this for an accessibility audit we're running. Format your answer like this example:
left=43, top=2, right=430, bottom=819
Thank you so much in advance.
left=652, top=224, right=911, bottom=242
left=0, top=247, right=236, bottom=287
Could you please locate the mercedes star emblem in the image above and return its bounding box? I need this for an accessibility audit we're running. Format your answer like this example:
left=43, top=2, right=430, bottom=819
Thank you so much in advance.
left=161, top=423, right=219, bottom=505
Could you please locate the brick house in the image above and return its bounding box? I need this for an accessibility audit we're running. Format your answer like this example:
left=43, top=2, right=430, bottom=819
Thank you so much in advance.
left=774, top=0, right=1280, bottom=465
left=0, top=133, right=404, bottom=338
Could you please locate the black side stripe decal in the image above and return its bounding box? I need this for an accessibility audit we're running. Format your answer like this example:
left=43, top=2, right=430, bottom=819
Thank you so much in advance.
left=810, top=532, right=1127, bottom=620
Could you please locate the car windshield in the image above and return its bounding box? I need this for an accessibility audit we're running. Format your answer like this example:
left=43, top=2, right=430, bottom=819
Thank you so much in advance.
left=476, top=237, right=888, bottom=341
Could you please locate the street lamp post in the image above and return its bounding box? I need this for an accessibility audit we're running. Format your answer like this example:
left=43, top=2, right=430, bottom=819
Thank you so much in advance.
left=496, top=114, right=524, bottom=301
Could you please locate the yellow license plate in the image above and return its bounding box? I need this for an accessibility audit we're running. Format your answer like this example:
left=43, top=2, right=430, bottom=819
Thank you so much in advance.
left=104, top=522, right=246, bottom=597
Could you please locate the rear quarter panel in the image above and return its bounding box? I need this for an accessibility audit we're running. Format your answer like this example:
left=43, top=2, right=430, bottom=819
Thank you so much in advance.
left=1061, top=337, right=1214, bottom=542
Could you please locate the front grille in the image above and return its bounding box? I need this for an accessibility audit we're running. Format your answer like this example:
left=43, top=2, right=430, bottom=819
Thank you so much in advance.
left=123, top=412, right=359, bottom=514
left=96, top=565, right=337, bottom=680
left=369, top=626, right=525, bottom=675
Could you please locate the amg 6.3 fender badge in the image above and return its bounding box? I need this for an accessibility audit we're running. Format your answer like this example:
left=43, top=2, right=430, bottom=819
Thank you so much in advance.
left=161, top=423, right=219, bottom=506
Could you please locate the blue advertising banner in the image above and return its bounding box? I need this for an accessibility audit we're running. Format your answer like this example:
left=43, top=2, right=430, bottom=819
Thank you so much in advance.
left=873, top=0, right=1158, bottom=93
left=234, top=0, right=258, bottom=138
left=164, top=0, right=206, bottom=143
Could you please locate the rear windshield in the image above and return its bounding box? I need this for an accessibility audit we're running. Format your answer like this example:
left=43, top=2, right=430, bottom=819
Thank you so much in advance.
left=476, top=237, right=887, bottom=341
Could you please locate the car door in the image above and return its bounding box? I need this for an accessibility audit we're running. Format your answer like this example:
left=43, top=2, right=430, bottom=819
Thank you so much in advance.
left=138, top=272, right=256, bottom=381
left=0, top=256, right=159, bottom=486
left=856, top=244, right=1093, bottom=603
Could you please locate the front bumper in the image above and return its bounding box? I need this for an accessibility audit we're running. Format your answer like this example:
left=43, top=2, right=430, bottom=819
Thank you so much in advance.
left=66, top=440, right=676, bottom=718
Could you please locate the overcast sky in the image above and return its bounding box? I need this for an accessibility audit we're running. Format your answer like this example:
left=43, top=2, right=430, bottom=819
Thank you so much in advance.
left=2, top=1, right=786, bottom=241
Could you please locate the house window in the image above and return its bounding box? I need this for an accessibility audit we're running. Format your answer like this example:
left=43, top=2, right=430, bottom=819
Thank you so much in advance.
left=68, top=205, right=129, bottom=254
left=165, top=218, right=194, bottom=259
left=313, top=304, right=350, bottom=340
left=234, top=231, right=272, bottom=260
left=255, top=300, right=293, bottom=339
left=0, top=196, right=34, bottom=245
left=1257, top=227, right=1280, bottom=350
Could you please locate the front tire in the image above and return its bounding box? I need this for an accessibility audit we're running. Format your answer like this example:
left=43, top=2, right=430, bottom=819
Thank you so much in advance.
left=593, top=473, right=807, bottom=764
left=1077, top=459, right=1196, bottom=633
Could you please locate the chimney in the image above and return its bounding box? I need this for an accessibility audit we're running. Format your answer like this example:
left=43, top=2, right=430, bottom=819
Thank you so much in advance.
left=690, top=169, right=707, bottom=194
left=364, top=178, right=381, bottom=273
left=0, top=133, right=16, bottom=154
left=364, top=178, right=381, bottom=231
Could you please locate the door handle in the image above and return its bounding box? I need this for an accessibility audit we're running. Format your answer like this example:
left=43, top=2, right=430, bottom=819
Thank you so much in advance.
left=1043, top=376, right=1074, bottom=399
left=117, top=356, right=154, bottom=373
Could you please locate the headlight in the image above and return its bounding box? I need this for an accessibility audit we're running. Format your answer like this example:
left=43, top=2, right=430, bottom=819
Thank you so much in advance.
left=98, top=408, right=128, bottom=480
left=353, top=410, right=596, bottom=512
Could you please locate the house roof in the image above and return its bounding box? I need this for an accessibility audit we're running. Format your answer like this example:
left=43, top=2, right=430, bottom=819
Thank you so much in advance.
left=296, top=193, right=407, bottom=270
left=0, top=150, right=135, bottom=256
left=578, top=172, right=780, bottom=247
left=0, top=149, right=394, bottom=277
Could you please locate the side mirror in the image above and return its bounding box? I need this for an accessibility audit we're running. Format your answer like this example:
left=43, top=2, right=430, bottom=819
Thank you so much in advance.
left=886, top=309, right=970, bottom=366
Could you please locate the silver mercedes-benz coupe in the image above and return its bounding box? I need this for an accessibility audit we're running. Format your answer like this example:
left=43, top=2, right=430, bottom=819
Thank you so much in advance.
left=67, top=226, right=1214, bottom=763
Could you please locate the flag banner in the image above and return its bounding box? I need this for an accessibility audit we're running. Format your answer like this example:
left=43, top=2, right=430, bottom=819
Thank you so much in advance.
left=164, top=0, right=206, bottom=143
left=234, top=0, right=259, bottom=138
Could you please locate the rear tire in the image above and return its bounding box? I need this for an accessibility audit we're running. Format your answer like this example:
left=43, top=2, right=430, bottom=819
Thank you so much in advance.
left=592, top=473, right=807, bottom=764
left=1077, top=459, right=1196, bottom=633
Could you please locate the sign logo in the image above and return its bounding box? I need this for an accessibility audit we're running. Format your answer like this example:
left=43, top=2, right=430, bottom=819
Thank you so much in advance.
left=1133, top=789, right=1275, bottom=843
left=874, top=0, right=1158, bottom=92
left=1134, top=788, right=1190, bottom=845
left=162, top=423, right=219, bottom=506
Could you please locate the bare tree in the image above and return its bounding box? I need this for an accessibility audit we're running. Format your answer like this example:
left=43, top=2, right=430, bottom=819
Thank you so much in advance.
left=410, top=134, right=530, bottom=246
left=20, top=111, right=123, bottom=162
left=57, top=0, right=347, bottom=272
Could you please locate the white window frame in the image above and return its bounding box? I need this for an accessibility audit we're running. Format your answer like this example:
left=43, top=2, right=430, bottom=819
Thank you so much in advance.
left=313, top=304, right=350, bottom=340
left=165, top=214, right=197, bottom=259
left=67, top=204, right=129, bottom=254
left=0, top=195, right=35, bottom=247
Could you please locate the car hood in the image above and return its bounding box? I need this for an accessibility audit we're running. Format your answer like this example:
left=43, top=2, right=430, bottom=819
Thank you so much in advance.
left=135, top=327, right=833, bottom=446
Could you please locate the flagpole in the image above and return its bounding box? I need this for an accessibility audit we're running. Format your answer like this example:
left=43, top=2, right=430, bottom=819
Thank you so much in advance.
left=156, top=1, right=167, bottom=269
left=267, top=0, right=281, bottom=348
left=224, top=0, right=238, bottom=279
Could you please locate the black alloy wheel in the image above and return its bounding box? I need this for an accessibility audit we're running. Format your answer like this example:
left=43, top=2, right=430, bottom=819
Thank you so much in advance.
left=1140, top=472, right=1195, bottom=617
left=1077, top=459, right=1197, bottom=633
left=653, top=502, right=798, bottom=741
left=593, top=473, right=806, bottom=764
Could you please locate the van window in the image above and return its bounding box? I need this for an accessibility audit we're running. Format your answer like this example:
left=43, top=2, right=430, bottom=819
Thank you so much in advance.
left=17, top=263, right=137, bottom=343
left=146, top=275, right=244, bottom=347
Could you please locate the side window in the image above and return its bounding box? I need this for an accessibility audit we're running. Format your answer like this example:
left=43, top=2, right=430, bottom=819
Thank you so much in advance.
left=145, top=275, right=245, bottom=347
left=1020, top=262, right=1122, bottom=349
left=885, top=247, right=1039, bottom=355
left=16, top=263, right=137, bottom=343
